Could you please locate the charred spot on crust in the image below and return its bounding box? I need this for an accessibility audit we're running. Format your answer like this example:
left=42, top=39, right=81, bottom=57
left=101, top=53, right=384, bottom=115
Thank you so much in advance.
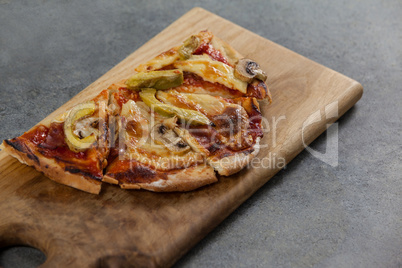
left=107, top=160, right=168, bottom=184
left=26, top=151, right=40, bottom=165
left=5, top=139, right=40, bottom=165
left=115, top=165, right=158, bottom=184
left=5, top=139, right=24, bottom=152
left=64, top=166, right=102, bottom=181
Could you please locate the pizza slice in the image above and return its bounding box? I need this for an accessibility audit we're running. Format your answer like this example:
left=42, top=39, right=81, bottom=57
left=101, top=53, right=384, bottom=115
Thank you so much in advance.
left=129, top=30, right=272, bottom=101
left=103, top=87, right=217, bottom=191
left=155, top=90, right=263, bottom=176
left=115, top=30, right=267, bottom=181
left=0, top=90, right=111, bottom=194
left=1, top=30, right=270, bottom=194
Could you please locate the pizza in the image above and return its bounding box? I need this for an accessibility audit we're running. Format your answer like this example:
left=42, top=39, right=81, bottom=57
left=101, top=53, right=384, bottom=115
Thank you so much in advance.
left=1, top=90, right=110, bottom=194
left=1, top=30, right=271, bottom=194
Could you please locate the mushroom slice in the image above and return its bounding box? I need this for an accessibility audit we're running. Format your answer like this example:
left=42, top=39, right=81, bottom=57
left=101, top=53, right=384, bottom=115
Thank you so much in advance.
left=151, top=123, right=190, bottom=155
left=234, top=58, right=267, bottom=82
left=73, top=117, right=99, bottom=139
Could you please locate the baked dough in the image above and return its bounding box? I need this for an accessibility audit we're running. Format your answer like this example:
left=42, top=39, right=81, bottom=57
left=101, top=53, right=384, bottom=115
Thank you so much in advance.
left=1, top=138, right=102, bottom=194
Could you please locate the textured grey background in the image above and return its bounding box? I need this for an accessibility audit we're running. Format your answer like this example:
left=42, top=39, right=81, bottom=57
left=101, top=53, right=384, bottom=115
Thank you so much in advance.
left=0, top=0, right=401, bottom=267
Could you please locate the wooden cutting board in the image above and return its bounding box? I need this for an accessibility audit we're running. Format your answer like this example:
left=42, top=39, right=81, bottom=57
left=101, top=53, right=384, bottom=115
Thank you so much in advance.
left=0, top=7, right=363, bottom=267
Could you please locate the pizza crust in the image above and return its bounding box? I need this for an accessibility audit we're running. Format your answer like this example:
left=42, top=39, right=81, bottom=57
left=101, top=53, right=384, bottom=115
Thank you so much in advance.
left=1, top=140, right=102, bottom=194
left=104, top=163, right=217, bottom=192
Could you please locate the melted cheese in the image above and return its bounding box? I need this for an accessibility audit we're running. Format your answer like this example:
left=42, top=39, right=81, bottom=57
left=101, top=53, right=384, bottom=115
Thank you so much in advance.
left=157, top=90, right=254, bottom=151
left=157, top=90, right=230, bottom=116
left=125, top=142, right=204, bottom=170
left=120, top=100, right=150, bottom=147
left=124, top=120, right=204, bottom=170
left=135, top=48, right=180, bottom=72
left=174, top=54, right=247, bottom=93
left=118, top=99, right=205, bottom=170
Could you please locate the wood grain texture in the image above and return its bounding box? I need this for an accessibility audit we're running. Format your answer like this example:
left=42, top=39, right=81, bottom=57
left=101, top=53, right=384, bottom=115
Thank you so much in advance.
left=0, top=8, right=363, bottom=267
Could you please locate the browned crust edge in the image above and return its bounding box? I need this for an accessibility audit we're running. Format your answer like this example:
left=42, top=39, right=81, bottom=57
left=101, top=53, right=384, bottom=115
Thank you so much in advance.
left=104, top=164, right=217, bottom=192
left=1, top=140, right=102, bottom=194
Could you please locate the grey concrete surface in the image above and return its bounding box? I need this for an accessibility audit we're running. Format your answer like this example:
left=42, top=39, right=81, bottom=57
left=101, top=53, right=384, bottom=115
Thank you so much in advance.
left=0, top=0, right=401, bottom=267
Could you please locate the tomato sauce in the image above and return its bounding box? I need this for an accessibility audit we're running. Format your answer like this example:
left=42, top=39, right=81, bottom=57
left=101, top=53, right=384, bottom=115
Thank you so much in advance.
left=115, top=88, right=141, bottom=107
left=194, top=43, right=231, bottom=66
left=20, top=123, right=102, bottom=178
left=22, top=125, right=48, bottom=145
left=106, top=159, right=165, bottom=184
